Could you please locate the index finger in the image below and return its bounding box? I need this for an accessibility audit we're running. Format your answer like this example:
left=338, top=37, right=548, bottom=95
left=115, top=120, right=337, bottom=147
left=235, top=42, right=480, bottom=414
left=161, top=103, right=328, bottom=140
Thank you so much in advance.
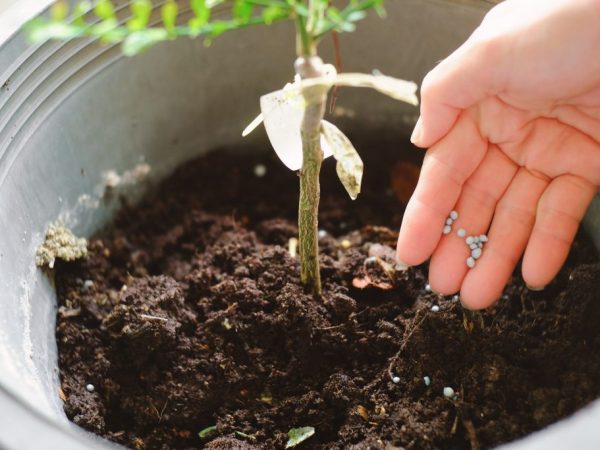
left=397, top=112, right=487, bottom=266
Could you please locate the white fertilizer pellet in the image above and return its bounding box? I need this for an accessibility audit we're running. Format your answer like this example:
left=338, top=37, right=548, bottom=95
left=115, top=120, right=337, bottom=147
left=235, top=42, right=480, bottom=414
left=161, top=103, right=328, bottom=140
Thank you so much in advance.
left=442, top=225, right=452, bottom=234
left=466, top=257, right=475, bottom=268
left=472, top=248, right=482, bottom=259
left=393, top=376, right=400, bottom=384
left=431, top=305, right=440, bottom=312
left=450, top=211, right=458, bottom=220
left=424, top=376, right=431, bottom=386
left=253, top=164, right=267, bottom=177
left=457, top=228, right=466, bottom=238
left=86, top=384, right=95, bottom=392
left=443, top=387, right=455, bottom=398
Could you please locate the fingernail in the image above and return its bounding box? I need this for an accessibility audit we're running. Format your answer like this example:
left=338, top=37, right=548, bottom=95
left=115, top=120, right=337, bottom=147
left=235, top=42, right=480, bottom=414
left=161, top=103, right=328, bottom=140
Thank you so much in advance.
left=410, top=116, right=423, bottom=145
left=526, top=284, right=545, bottom=292
left=395, top=255, right=410, bottom=271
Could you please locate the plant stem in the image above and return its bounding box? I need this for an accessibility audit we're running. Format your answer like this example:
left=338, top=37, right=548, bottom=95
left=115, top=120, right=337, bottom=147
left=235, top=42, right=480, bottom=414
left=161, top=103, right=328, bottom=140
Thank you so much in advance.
left=295, top=55, right=327, bottom=297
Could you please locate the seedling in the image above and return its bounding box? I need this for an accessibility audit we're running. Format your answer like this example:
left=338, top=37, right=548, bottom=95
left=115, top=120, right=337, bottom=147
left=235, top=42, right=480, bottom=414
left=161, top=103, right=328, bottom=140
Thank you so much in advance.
left=27, top=0, right=418, bottom=296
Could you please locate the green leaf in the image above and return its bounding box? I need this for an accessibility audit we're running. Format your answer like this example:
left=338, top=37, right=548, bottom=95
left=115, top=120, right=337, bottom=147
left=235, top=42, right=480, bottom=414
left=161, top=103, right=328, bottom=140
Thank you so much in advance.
left=346, top=10, right=367, bottom=22
left=233, top=0, right=253, bottom=22
left=285, top=426, right=315, bottom=448
left=94, top=0, right=116, bottom=20
left=122, top=28, right=169, bottom=56
left=26, top=20, right=82, bottom=43
left=190, top=0, right=210, bottom=27
left=321, top=121, right=363, bottom=200
left=206, top=0, right=225, bottom=8
left=161, top=1, right=178, bottom=31
left=128, top=0, right=152, bottom=31
left=72, top=1, right=92, bottom=26
left=51, top=1, right=69, bottom=21
left=261, top=5, right=284, bottom=24
left=198, top=425, right=217, bottom=439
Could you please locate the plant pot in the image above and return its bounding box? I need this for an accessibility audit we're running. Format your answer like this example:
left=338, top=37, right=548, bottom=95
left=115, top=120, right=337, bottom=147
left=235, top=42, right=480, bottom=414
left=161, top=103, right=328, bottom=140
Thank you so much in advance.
left=0, top=0, right=598, bottom=448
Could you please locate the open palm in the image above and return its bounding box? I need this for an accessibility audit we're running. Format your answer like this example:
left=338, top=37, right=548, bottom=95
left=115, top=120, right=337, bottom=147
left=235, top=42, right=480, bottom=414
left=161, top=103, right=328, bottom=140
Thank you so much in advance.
left=396, top=0, right=600, bottom=309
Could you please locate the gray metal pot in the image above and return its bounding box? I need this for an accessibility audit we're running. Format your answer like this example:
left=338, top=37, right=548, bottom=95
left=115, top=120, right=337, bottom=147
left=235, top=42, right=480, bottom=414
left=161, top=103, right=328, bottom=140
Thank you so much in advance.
left=0, top=1, right=598, bottom=448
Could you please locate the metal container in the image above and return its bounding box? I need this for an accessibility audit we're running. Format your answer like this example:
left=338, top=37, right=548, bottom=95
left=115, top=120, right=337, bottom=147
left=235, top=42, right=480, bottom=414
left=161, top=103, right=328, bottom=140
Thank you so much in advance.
left=0, top=1, right=598, bottom=448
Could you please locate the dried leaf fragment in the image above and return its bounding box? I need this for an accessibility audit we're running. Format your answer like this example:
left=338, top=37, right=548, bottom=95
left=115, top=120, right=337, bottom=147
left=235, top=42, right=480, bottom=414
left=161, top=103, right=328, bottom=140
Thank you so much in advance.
left=321, top=120, right=364, bottom=200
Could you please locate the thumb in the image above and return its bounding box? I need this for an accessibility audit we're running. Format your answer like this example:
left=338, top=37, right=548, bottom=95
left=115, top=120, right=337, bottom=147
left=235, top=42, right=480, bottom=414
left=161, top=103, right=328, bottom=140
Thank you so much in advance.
left=411, top=38, right=498, bottom=148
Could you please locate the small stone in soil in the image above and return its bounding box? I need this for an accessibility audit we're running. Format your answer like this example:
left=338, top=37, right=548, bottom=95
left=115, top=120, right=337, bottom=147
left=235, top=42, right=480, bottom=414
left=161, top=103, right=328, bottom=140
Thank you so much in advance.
left=431, top=305, right=440, bottom=312
left=253, top=164, right=267, bottom=177
left=466, top=257, right=475, bottom=268
left=457, top=228, right=466, bottom=238
left=442, top=225, right=452, bottom=234
left=450, top=211, right=458, bottom=220
left=392, top=376, right=400, bottom=384
left=86, top=384, right=95, bottom=392
left=340, top=239, right=351, bottom=249
left=443, top=387, right=455, bottom=398
left=424, top=376, right=431, bottom=386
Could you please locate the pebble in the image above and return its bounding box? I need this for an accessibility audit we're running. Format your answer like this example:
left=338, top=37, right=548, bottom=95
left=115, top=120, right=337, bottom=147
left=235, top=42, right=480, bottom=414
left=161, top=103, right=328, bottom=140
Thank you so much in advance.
left=450, top=211, right=458, bottom=220
left=466, top=257, right=475, bottom=268
left=341, top=239, right=351, bottom=249
left=392, top=376, right=400, bottom=384
left=423, top=376, right=431, bottom=386
left=253, top=164, right=267, bottom=177
left=318, top=229, right=327, bottom=239
left=472, top=248, right=482, bottom=259
left=364, top=256, right=378, bottom=266
left=446, top=218, right=453, bottom=226
left=457, top=228, right=466, bottom=238
left=86, top=384, right=95, bottom=392
left=442, top=225, right=452, bottom=234
left=431, top=305, right=440, bottom=312
left=443, top=387, right=455, bottom=398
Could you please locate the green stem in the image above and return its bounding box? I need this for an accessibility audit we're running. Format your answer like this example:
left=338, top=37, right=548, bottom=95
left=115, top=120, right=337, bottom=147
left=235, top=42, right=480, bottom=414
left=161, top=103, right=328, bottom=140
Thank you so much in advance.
left=295, top=55, right=327, bottom=297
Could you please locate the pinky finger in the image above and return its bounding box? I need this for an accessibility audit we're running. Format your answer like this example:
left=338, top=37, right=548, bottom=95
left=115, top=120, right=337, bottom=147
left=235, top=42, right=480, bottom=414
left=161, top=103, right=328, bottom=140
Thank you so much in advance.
left=522, top=175, right=598, bottom=289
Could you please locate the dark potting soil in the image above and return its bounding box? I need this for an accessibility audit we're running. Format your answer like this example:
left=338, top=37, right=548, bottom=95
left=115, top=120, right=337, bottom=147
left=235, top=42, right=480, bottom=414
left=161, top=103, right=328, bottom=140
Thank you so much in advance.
left=55, top=143, right=600, bottom=450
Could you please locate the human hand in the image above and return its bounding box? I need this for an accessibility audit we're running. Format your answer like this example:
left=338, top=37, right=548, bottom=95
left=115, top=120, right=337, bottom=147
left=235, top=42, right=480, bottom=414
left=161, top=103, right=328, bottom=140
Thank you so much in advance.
left=396, top=0, right=600, bottom=309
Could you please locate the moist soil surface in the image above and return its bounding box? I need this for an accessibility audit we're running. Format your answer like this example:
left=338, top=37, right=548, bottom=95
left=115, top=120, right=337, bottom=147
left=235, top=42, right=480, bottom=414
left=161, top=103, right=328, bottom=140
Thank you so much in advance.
left=55, top=144, right=600, bottom=450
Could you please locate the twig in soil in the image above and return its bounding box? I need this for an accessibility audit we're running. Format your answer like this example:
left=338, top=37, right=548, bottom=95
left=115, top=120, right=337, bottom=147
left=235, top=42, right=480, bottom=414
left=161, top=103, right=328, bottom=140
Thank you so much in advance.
left=158, top=398, right=169, bottom=424
left=461, top=417, right=479, bottom=450
left=139, top=314, right=169, bottom=322
left=386, top=310, right=428, bottom=381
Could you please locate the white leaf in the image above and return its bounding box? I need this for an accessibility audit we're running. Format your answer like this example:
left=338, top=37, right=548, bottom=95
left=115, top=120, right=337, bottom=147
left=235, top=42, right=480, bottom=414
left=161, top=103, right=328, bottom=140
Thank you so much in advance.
left=321, top=121, right=363, bottom=200
left=259, top=88, right=332, bottom=171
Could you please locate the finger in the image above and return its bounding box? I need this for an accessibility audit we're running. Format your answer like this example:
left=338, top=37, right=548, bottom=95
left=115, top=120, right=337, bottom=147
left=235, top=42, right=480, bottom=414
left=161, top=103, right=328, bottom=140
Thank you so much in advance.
left=522, top=174, right=597, bottom=289
left=397, top=113, right=487, bottom=266
left=428, top=145, right=518, bottom=294
left=412, top=39, right=500, bottom=148
left=460, top=168, right=549, bottom=309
